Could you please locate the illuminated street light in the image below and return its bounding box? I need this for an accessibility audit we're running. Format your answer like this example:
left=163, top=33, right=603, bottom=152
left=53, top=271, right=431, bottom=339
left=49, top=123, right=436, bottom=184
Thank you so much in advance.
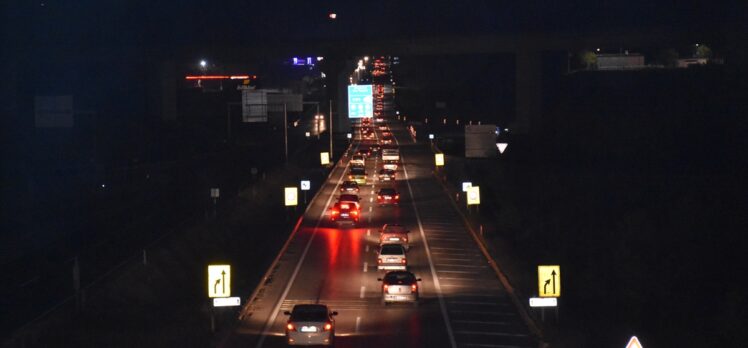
left=200, top=60, right=207, bottom=68
left=328, top=13, right=337, bottom=19
left=364, top=56, right=369, bottom=62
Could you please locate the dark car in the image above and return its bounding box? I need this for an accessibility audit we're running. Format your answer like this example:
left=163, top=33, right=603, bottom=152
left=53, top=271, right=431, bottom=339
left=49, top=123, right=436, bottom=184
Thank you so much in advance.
left=340, top=180, right=360, bottom=194
left=377, top=188, right=400, bottom=206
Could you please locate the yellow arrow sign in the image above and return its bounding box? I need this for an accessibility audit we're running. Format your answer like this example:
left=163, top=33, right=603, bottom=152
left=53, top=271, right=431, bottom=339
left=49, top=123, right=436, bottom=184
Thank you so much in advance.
left=208, top=265, right=231, bottom=298
left=285, top=187, right=298, bottom=206
left=320, top=152, right=330, bottom=165
left=537, top=265, right=561, bottom=297
left=625, top=336, right=643, bottom=348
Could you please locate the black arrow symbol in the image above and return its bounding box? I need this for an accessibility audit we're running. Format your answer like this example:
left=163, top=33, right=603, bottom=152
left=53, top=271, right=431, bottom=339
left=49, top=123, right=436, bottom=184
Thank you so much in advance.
left=551, top=270, right=557, bottom=294
left=214, top=278, right=221, bottom=295
left=221, top=270, right=226, bottom=294
left=543, top=279, right=550, bottom=294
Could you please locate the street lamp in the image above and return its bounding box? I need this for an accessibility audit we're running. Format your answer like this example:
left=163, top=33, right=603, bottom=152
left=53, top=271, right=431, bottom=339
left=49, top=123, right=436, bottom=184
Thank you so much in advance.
left=200, top=60, right=207, bottom=68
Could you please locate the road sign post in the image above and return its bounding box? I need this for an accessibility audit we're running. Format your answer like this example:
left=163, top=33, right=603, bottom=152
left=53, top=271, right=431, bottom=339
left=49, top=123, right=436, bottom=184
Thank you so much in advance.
left=300, top=180, right=311, bottom=204
left=208, top=265, right=231, bottom=298
left=320, top=152, right=330, bottom=166
left=537, top=265, right=561, bottom=298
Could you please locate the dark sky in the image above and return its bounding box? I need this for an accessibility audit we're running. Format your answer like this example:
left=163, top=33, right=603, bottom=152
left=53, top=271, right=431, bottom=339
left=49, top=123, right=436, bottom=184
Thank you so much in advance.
left=5, top=0, right=744, bottom=49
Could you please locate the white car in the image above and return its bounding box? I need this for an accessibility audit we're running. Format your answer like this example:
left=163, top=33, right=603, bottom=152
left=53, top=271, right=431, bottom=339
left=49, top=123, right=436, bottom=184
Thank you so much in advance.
left=382, top=160, right=398, bottom=171
left=379, top=271, right=421, bottom=306
left=350, top=155, right=365, bottom=166
left=377, top=244, right=407, bottom=270
left=284, top=304, right=338, bottom=346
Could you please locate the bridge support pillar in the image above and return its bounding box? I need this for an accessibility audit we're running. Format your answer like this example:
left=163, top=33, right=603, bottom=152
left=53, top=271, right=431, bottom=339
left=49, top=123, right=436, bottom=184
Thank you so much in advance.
left=514, top=49, right=543, bottom=134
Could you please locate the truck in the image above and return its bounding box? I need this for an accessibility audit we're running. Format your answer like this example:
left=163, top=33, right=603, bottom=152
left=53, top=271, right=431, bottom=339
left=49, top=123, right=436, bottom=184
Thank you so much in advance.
left=381, top=148, right=400, bottom=170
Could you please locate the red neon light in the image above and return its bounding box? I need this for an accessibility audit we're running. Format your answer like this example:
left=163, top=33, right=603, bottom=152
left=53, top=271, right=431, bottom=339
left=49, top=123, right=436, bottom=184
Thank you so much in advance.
left=185, top=75, right=252, bottom=80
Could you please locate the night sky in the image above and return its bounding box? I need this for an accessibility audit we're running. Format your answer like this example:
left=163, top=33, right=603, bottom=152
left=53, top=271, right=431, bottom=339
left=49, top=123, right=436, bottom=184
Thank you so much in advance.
left=5, top=0, right=744, bottom=49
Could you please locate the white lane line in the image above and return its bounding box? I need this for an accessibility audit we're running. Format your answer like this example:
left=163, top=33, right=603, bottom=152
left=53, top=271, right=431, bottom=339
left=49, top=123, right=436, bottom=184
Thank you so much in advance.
left=454, top=330, right=528, bottom=337
left=437, top=270, right=478, bottom=274
left=371, top=190, right=375, bottom=194
left=434, top=257, right=475, bottom=262
left=464, top=344, right=525, bottom=348
left=360, top=286, right=366, bottom=299
left=430, top=247, right=471, bottom=251
left=399, top=138, right=457, bottom=348
left=363, top=262, right=368, bottom=272
left=369, top=206, right=373, bottom=212
left=369, top=197, right=373, bottom=202
left=355, top=316, right=362, bottom=333
left=450, top=301, right=509, bottom=306
left=453, top=319, right=512, bottom=325
left=254, top=161, right=350, bottom=348
left=435, top=264, right=488, bottom=268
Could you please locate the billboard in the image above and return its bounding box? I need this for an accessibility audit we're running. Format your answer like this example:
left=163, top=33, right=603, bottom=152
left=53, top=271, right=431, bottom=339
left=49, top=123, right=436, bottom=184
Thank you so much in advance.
left=347, top=85, right=373, bottom=118
left=465, top=124, right=497, bottom=158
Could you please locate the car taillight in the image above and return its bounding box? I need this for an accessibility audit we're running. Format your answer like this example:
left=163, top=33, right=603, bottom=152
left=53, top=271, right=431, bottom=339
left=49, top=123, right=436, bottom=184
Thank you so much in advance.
left=377, top=195, right=382, bottom=199
left=287, top=323, right=296, bottom=331
left=349, top=175, right=353, bottom=179
left=351, top=210, right=359, bottom=216
left=383, top=284, right=389, bottom=293
left=324, top=323, right=333, bottom=331
left=411, top=284, right=417, bottom=292
left=377, top=258, right=383, bottom=264
left=331, top=209, right=339, bottom=215
left=403, top=237, right=408, bottom=242
left=395, top=195, right=400, bottom=199
left=401, top=258, right=407, bottom=264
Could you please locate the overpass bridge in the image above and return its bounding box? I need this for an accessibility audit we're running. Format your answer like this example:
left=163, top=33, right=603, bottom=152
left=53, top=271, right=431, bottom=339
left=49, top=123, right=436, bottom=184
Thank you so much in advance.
left=161, top=25, right=741, bottom=133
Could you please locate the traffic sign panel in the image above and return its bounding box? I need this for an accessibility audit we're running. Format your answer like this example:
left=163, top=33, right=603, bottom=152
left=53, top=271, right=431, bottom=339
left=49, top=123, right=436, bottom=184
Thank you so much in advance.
left=285, top=187, right=298, bottom=206
left=529, top=297, right=558, bottom=307
left=435, top=153, right=445, bottom=166
left=467, top=186, right=480, bottom=205
left=208, top=265, right=231, bottom=298
left=320, top=152, right=330, bottom=165
left=496, top=142, right=508, bottom=154
left=625, top=336, right=643, bottom=348
left=300, top=180, right=311, bottom=191
left=538, top=265, right=561, bottom=297
left=462, top=182, right=472, bottom=192
left=213, top=297, right=241, bottom=307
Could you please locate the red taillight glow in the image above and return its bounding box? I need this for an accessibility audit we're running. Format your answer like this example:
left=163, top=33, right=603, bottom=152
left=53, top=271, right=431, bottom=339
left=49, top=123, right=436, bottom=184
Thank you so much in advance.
left=401, top=258, right=407, bottom=264
left=324, top=323, right=333, bottom=331
left=287, top=323, right=295, bottom=331
left=411, top=284, right=417, bottom=292
left=383, top=284, right=389, bottom=292
left=331, top=209, right=339, bottom=215
left=395, top=195, right=400, bottom=199
left=377, top=195, right=382, bottom=199
left=377, top=258, right=383, bottom=264
left=351, top=210, right=359, bottom=215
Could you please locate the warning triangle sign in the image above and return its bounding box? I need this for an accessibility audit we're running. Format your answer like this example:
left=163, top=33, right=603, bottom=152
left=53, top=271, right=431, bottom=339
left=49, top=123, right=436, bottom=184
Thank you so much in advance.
left=496, top=143, right=508, bottom=154
left=625, top=336, right=643, bottom=348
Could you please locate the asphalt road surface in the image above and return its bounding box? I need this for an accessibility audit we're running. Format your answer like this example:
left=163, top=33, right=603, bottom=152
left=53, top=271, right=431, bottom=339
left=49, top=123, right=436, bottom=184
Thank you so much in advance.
left=219, top=120, right=536, bottom=348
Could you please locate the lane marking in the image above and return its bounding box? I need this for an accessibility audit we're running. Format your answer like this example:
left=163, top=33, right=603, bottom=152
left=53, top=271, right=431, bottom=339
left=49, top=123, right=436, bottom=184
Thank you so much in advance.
left=360, top=286, right=366, bottom=299
left=369, top=206, right=373, bottom=212
left=399, top=136, right=458, bottom=348
left=454, top=330, right=528, bottom=337
left=355, top=316, right=361, bottom=333
left=369, top=197, right=373, bottom=203
left=435, top=264, right=489, bottom=268
left=363, top=262, right=368, bottom=272
left=437, top=270, right=479, bottom=274
left=453, top=319, right=512, bottom=325
left=254, top=160, right=350, bottom=348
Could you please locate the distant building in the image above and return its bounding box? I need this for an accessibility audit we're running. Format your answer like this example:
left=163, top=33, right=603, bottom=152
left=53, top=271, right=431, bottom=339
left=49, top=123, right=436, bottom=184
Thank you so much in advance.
left=596, top=53, right=646, bottom=70
left=677, top=58, right=708, bottom=68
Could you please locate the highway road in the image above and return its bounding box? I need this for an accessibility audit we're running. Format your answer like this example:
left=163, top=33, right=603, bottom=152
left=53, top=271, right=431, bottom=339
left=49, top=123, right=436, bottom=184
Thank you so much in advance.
left=219, top=117, right=537, bottom=348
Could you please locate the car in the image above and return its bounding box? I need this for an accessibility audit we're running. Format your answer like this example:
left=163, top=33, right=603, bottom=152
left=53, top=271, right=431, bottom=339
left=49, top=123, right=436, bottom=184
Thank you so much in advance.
left=378, top=271, right=421, bottom=306
left=340, top=180, right=360, bottom=194
left=369, top=145, right=381, bottom=155
left=377, top=244, right=407, bottom=270
left=380, top=136, right=393, bottom=145
left=377, top=188, right=400, bottom=206
left=350, top=155, right=365, bottom=166
left=378, top=125, right=389, bottom=131
left=330, top=202, right=360, bottom=224
left=378, top=168, right=396, bottom=182
left=382, top=159, right=398, bottom=171
left=381, top=131, right=392, bottom=138
left=357, top=146, right=372, bottom=157
left=348, top=167, right=367, bottom=185
left=337, top=194, right=361, bottom=208
left=284, top=304, right=338, bottom=346
left=379, top=223, right=409, bottom=249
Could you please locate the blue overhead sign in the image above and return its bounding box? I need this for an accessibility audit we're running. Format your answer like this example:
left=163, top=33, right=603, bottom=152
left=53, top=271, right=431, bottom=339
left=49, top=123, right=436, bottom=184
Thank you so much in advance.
left=347, top=85, right=373, bottom=118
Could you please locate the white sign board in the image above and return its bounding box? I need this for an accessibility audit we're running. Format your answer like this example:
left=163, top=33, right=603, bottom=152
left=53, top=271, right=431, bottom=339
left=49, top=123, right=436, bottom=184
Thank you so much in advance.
left=213, top=297, right=241, bottom=307
left=465, top=124, right=497, bottom=158
left=210, top=188, right=220, bottom=198
left=285, top=187, right=298, bottom=206
left=529, top=297, right=558, bottom=307
left=462, top=182, right=472, bottom=192
left=300, top=180, right=311, bottom=191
